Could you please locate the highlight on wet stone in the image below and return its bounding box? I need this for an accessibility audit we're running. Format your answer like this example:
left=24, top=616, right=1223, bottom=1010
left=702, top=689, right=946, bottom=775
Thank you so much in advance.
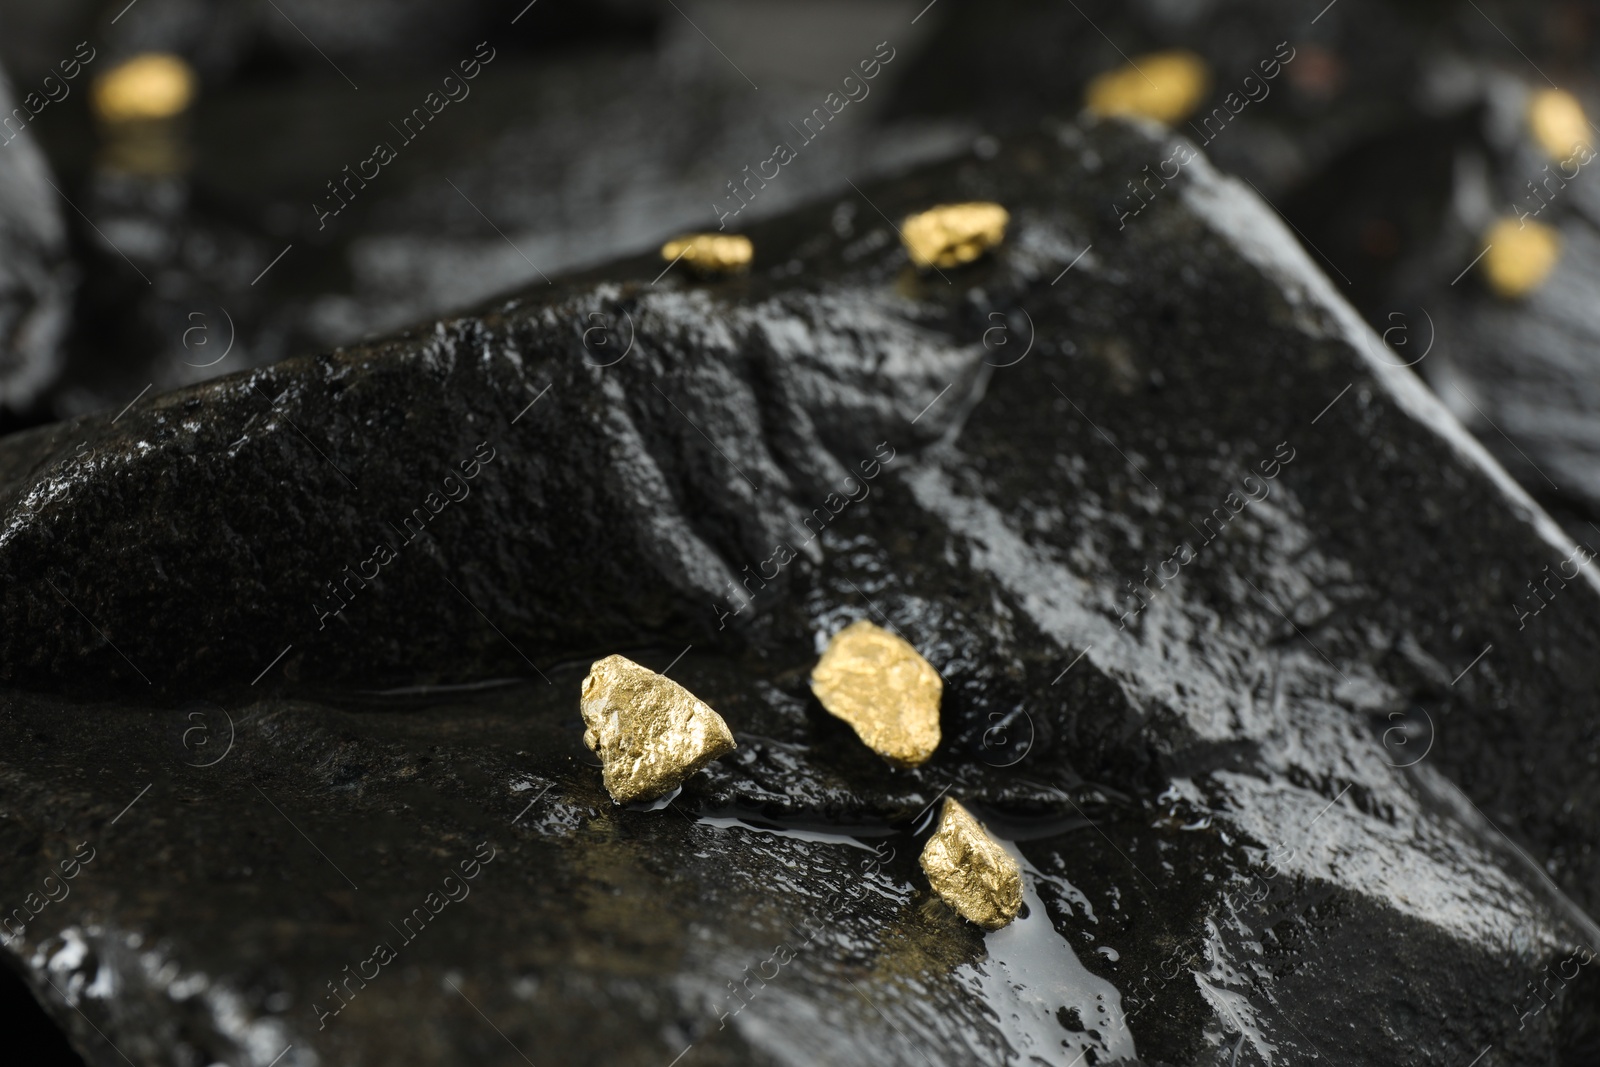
left=809, top=618, right=942, bottom=768
left=919, top=797, right=1023, bottom=930
left=900, top=202, right=1009, bottom=270
left=1084, top=50, right=1210, bottom=126
left=580, top=654, right=737, bottom=804
left=1481, top=217, right=1561, bottom=299
left=660, top=233, right=754, bottom=274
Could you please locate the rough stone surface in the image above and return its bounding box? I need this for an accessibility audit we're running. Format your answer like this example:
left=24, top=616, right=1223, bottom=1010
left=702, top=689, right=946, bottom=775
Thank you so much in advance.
left=5, top=119, right=1600, bottom=1065
left=0, top=66, right=72, bottom=414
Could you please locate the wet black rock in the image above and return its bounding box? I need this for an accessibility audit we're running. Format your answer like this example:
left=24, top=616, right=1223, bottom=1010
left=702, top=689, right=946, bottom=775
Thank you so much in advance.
left=8, top=2, right=962, bottom=429
left=5, top=118, right=1600, bottom=1065
left=0, top=67, right=73, bottom=417
left=889, top=0, right=1600, bottom=540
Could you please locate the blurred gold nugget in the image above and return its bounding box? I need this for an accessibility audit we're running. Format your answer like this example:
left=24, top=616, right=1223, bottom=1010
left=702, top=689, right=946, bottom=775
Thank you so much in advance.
left=920, top=797, right=1022, bottom=930
left=92, top=53, right=196, bottom=123
left=580, top=654, right=736, bottom=804
left=810, top=619, right=942, bottom=767
left=1481, top=217, right=1560, bottom=298
left=1527, top=88, right=1591, bottom=160
left=1085, top=50, right=1210, bottom=126
left=901, top=202, right=1009, bottom=270
left=661, top=233, right=753, bottom=274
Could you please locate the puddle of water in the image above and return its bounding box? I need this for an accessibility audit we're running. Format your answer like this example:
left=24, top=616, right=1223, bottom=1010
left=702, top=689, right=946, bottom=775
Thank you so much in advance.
left=695, top=814, right=883, bottom=852
left=953, top=848, right=1137, bottom=1066
left=696, top=808, right=1135, bottom=1064
left=625, top=785, right=682, bottom=812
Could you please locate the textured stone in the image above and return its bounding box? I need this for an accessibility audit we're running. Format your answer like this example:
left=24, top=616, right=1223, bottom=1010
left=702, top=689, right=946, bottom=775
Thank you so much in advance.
left=5, top=119, right=1600, bottom=1066
left=810, top=619, right=942, bottom=767
left=580, top=653, right=736, bottom=803
left=919, top=798, right=1022, bottom=930
left=0, top=61, right=72, bottom=417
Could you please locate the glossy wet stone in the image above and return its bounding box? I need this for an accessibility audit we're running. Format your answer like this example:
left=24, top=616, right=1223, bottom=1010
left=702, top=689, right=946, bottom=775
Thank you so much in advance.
left=6, top=118, right=1600, bottom=1066
left=0, top=61, right=72, bottom=419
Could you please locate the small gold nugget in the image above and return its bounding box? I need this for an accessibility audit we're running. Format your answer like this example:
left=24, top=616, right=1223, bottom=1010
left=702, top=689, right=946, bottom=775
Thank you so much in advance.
left=660, top=233, right=753, bottom=274
left=1527, top=88, right=1591, bottom=161
left=920, top=798, right=1022, bottom=930
left=810, top=619, right=942, bottom=767
left=580, top=654, right=736, bottom=804
left=92, top=53, right=197, bottom=123
left=1481, top=217, right=1561, bottom=298
left=1084, top=50, right=1210, bottom=126
left=901, top=203, right=1009, bottom=270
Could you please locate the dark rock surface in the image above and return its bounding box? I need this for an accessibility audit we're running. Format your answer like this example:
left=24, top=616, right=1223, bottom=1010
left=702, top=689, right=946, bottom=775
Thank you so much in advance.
left=6, top=118, right=1600, bottom=1065
left=884, top=0, right=1600, bottom=544
left=2, top=0, right=961, bottom=429
left=0, top=67, right=73, bottom=414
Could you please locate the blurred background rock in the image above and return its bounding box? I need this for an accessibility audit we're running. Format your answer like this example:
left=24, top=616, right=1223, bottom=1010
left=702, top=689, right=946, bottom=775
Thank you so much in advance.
left=0, top=0, right=960, bottom=430
left=4, top=0, right=1600, bottom=536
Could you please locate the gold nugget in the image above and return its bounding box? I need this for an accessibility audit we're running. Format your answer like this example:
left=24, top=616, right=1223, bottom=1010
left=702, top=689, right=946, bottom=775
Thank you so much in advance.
left=580, top=654, right=736, bottom=804
left=1527, top=88, right=1591, bottom=161
left=1085, top=50, right=1210, bottom=126
left=1481, top=217, right=1561, bottom=298
left=810, top=619, right=941, bottom=767
left=920, top=798, right=1022, bottom=930
left=901, top=203, right=1009, bottom=270
left=661, top=233, right=753, bottom=274
left=92, top=54, right=197, bottom=123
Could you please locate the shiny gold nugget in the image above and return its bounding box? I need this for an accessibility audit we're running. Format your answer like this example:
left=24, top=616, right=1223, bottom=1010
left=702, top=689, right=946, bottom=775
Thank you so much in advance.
left=1085, top=50, right=1210, bottom=126
left=810, top=619, right=941, bottom=767
left=580, top=654, right=736, bottom=804
left=661, top=233, right=753, bottom=274
left=1481, top=217, right=1561, bottom=299
left=920, top=797, right=1022, bottom=930
left=1527, top=88, right=1591, bottom=160
left=901, top=203, right=1009, bottom=270
left=92, top=53, right=197, bottom=123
